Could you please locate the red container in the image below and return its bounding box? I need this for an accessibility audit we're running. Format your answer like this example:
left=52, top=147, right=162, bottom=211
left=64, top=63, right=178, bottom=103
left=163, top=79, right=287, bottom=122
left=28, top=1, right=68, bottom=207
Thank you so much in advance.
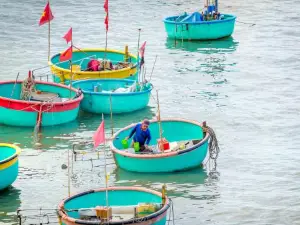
left=157, top=138, right=170, bottom=151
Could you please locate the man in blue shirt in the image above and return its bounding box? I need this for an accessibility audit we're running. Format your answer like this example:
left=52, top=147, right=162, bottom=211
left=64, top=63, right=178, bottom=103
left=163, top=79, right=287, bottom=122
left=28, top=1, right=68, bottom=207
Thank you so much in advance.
left=125, top=119, right=152, bottom=152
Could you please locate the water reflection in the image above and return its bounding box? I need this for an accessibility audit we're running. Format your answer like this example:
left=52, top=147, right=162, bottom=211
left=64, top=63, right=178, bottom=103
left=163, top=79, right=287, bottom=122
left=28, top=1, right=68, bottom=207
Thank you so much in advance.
left=165, top=36, right=239, bottom=53
left=0, top=119, right=80, bottom=150
left=77, top=106, right=156, bottom=132
left=0, top=187, right=21, bottom=224
left=113, top=167, right=208, bottom=198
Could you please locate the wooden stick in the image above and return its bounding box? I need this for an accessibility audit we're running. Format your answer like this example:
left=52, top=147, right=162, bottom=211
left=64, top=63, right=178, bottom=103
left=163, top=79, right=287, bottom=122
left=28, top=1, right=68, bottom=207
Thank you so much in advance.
left=102, top=114, right=109, bottom=208
left=136, top=29, right=141, bottom=83
left=48, top=0, right=51, bottom=62
left=68, top=149, right=71, bottom=197
left=156, top=90, right=163, bottom=141
left=69, top=59, right=73, bottom=98
left=109, top=94, right=114, bottom=136
left=10, top=72, right=19, bottom=98
left=149, top=55, right=157, bottom=82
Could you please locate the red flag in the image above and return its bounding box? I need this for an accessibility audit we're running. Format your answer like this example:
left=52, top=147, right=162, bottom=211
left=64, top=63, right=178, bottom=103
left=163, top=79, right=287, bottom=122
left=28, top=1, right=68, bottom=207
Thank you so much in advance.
left=104, top=0, right=108, bottom=13
left=104, top=0, right=109, bottom=31
left=104, top=15, right=109, bottom=31
left=139, top=41, right=146, bottom=58
left=59, top=46, right=72, bottom=62
left=93, top=120, right=105, bottom=149
left=39, top=2, right=54, bottom=26
left=63, top=28, right=72, bottom=44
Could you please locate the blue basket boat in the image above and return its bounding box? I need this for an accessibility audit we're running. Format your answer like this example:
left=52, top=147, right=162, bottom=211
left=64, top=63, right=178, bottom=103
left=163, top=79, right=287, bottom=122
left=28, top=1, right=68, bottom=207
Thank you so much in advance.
left=57, top=186, right=170, bottom=225
left=73, top=79, right=152, bottom=114
left=0, top=143, right=21, bottom=191
left=110, top=118, right=210, bottom=173
left=164, top=1, right=236, bottom=40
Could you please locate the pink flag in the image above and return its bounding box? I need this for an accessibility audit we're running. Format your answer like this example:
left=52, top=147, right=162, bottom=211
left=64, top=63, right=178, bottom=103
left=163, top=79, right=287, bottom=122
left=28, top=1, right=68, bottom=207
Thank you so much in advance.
left=63, top=27, right=72, bottom=44
left=93, top=119, right=105, bottom=149
left=139, top=41, right=146, bottom=58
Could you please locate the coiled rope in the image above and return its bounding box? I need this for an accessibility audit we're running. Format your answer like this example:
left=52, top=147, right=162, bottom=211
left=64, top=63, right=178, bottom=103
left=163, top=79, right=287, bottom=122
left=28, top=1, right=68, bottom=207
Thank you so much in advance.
left=203, top=123, right=220, bottom=173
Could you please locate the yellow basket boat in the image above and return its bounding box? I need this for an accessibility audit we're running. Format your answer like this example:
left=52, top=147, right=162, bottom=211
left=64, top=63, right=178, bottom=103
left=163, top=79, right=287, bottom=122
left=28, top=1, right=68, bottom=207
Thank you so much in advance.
left=49, top=47, right=138, bottom=85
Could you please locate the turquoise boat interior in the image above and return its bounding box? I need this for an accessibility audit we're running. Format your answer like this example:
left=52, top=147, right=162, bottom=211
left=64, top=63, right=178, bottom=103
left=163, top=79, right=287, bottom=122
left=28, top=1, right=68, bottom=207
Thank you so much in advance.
left=0, top=81, right=77, bottom=101
left=0, top=146, right=17, bottom=162
left=60, top=188, right=169, bottom=224
left=0, top=144, right=20, bottom=191
left=73, top=79, right=152, bottom=95
left=51, top=50, right=138, bottom=71
left=113, top=120, right=204, bottom=153
left=164, top=13, right=236, bottom=24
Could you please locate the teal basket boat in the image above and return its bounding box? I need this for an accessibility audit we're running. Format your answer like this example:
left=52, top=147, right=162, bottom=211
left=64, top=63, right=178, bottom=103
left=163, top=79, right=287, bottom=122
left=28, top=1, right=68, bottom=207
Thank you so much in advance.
left=111, top=118, right=210, bottom=173
left=0, top=79, right=83, bottom=127
left=164, top=12, right=236, bottom=40
left=57, top=186, right=170, bottom=225
left=73, top=79, right=152, bottom=114
left=0, top=143, right=21, bottom=191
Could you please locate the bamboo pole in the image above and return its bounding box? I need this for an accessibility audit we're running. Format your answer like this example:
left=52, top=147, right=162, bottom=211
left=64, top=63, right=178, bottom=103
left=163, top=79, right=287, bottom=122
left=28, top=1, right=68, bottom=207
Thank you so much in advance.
left=69, top=59, right=73, bottom=99
left=136, top=29, right=141, bottom=83
left=109, top=94, right=114, bottom=136
left=156, top=90, right=163, bottom=141
left=48, top=0, right=51, bottom=62
left=102, top=114, right=109, bottom=208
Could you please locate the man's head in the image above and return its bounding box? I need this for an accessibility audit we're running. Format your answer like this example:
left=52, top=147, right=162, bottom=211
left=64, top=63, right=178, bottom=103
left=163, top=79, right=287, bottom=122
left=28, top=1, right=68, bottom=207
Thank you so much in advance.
left=141, top=119, right=150, bottom=131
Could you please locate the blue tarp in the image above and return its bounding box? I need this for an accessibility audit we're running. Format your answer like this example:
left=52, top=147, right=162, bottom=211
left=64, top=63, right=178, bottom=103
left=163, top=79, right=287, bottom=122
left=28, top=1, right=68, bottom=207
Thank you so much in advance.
left=180, top=12, right=203, bottom=22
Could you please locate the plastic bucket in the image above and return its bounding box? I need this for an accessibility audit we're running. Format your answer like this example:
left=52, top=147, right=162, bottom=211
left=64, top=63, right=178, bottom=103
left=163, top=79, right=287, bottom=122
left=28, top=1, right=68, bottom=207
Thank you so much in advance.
left=134, top=142, right=140, bottom=152
left=121, top=139, right=129, bottom=149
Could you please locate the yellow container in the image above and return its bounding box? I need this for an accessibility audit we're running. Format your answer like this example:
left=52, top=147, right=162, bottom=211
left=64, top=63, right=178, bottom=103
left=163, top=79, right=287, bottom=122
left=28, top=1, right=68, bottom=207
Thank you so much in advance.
left=136, top=203, right=157, bottom=217
left=71, top=65, right=81, bottom=72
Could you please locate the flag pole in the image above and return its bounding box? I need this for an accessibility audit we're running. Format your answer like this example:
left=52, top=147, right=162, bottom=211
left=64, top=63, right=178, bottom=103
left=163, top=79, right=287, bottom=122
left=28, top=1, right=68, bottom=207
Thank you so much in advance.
left=156, top=90, right=163, bottom=141
left=103, top=114, right=109, bottom=208
left=136, top=29, right=141, bottom=83
left=69, top=58, right=73, bottom=98
left=109, top=94, right=114, bottom=136
left=48, top=0, right=51, bottom=62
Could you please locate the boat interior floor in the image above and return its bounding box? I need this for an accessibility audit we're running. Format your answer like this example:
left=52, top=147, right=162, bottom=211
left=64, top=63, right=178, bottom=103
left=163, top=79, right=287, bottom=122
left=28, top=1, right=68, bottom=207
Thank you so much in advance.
left=125, top=139, right=202, bottom=154
left=29, top=92, right=69, bottom=102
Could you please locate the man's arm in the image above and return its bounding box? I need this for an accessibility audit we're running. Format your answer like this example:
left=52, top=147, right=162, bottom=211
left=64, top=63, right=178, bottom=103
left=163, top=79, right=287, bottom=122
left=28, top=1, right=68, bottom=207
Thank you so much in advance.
left=145, top=130, right=151, bottom=145
left=128, top=125, right=137, bottom=139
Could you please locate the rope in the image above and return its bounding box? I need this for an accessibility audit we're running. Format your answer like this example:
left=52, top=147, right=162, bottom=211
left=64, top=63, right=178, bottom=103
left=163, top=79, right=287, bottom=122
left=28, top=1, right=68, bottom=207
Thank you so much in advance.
left=203, top=125, right=220, bottom=172
left=20, top=77, right=36, bottom=100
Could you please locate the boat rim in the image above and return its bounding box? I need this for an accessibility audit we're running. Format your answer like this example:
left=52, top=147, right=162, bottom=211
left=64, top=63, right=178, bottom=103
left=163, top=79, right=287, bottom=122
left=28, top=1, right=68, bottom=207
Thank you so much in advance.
left=110, top=118, right=210, bottom=159
left=49, top=48, right=138, bottom=74
left=163, top=13, right=236, bottom=25
left=57, top=186, right=170, bottom=225
left=72, top=79, right=153, bottom=96
left=0, top=80, right=83, bottom=106
left=0, top=143, right=21, bottom=165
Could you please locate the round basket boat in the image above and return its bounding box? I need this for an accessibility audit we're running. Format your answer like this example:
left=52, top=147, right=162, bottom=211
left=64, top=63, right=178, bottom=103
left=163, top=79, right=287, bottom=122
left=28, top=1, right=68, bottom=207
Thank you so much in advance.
left=57, top=186, right=170, bottom=225
left=0, top=80, right=83, bottom=127
left=110, top=118, right=210, bottom=173
left=73, top=79, right=152, bottom=114
left=49, top=48, right=138, bottom=84
left=164, top=12, right=236, bottom=40
left=0, top=143, right=21, bottom=190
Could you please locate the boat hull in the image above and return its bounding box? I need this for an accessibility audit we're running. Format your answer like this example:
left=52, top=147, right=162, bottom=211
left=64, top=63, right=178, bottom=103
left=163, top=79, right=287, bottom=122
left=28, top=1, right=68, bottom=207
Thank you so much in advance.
left=49, top=48, right=138, bottom=85
left=0, top=81, right=82, bottom=127
left=114, top=142, right=208, bottom=173
left=111, top=118, right=210, bottom=173
left=164, top=14, right=236, bottom=40
left=58, top=187, right=170, bottom=225
left=0, top=144, right=21, bottom=190
left=73, top=79, right=152, bottom=114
